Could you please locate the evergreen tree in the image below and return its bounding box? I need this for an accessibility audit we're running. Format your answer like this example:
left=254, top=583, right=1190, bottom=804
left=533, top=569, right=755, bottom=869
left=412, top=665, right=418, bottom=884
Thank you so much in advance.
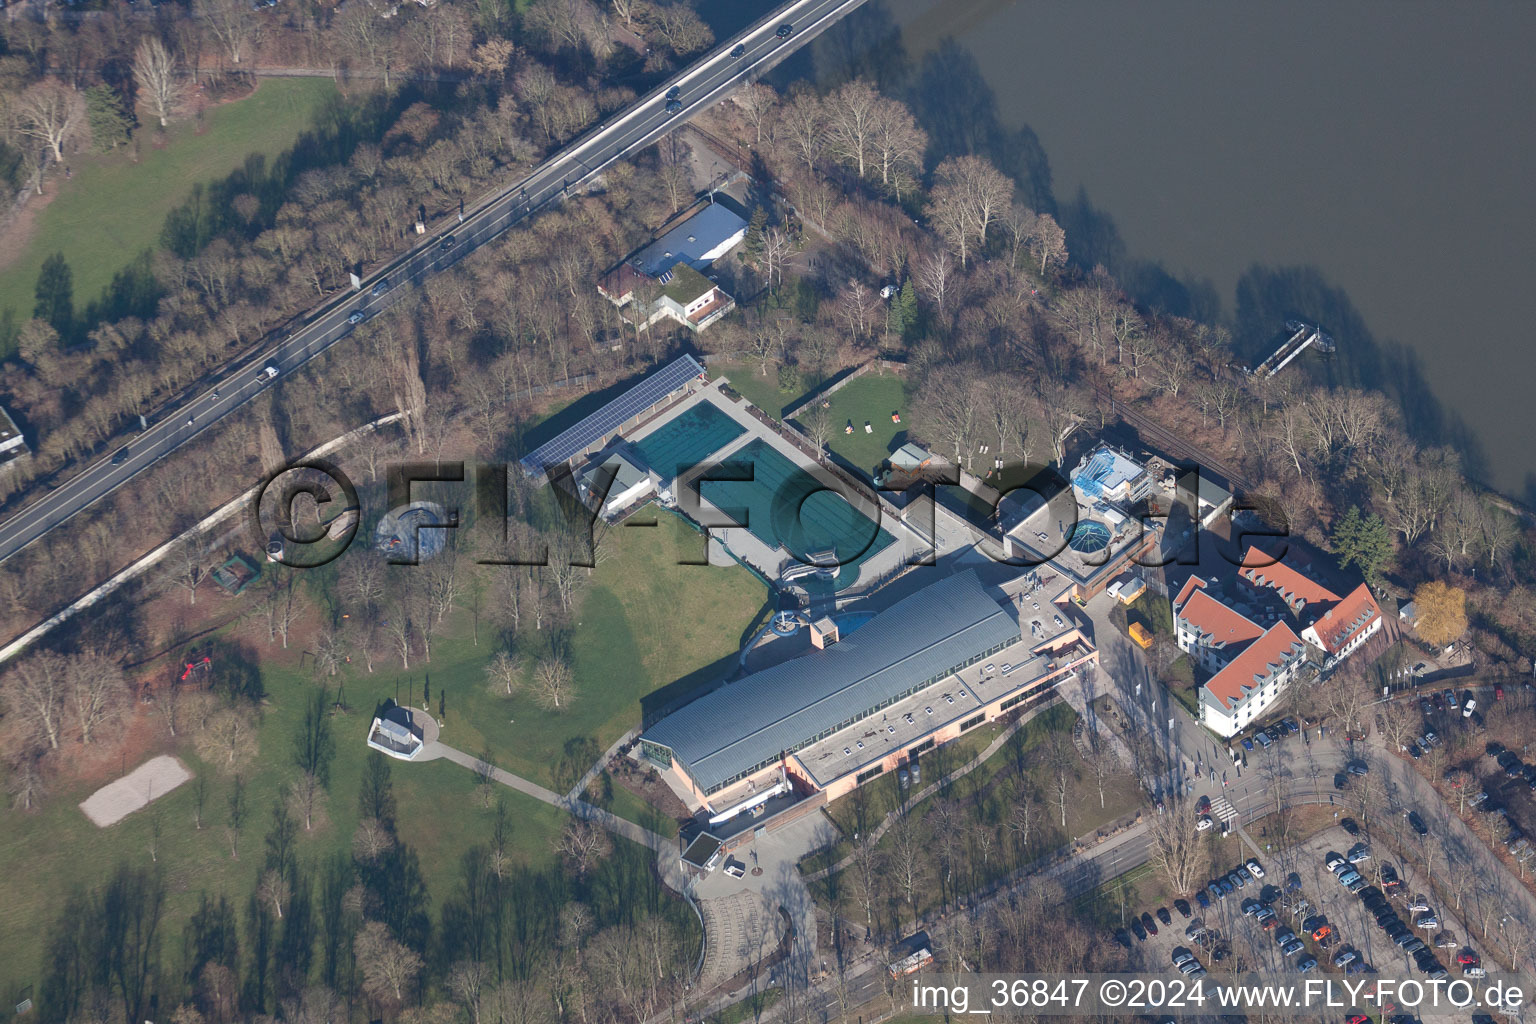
left=34, top=252, right=74, bottom=338
left=743, top=206, right=767, bottom=262
left=1331, top=505, right=1392, bottom=585
left=84, top=85, right=133, bottom=151
left=897, top=279, right=919, bottom=340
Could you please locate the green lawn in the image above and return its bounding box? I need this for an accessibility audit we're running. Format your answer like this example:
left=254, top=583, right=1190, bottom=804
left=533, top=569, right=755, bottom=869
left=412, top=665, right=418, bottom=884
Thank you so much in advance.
left=801, top=372, right=911, bottom=478
left=710, top=360, right=800, bottom=419
left=378, top=512, right=767, bottom=789
left=0, top=77, right=337, bottom=353
left=0, top=512, right=760, bottom=1001
left=0, top=659, right=571, bottom=1004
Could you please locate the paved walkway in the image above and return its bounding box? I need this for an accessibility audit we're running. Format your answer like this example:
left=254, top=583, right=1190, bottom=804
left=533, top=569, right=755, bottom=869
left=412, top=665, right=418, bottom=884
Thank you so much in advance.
left=424, top=741, right=672, bottom=859
left=565, top=727, right=639, bottom=804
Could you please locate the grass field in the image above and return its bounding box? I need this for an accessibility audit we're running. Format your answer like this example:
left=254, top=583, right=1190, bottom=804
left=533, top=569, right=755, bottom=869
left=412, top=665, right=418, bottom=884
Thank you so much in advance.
left=0, top=78, right=337, bottom=353
left=428, top=512, right=768, bottom=788
left=710, top=361, right=799, bottom=419
left=804, top=372, right=911, bottom=477
left=0, top=512, right=761, bottom=1000
left=0, top=662, right=573, bottom=1003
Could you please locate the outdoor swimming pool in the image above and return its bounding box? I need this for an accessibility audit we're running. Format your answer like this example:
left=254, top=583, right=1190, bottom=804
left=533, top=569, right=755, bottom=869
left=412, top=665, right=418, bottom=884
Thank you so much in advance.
left=630, top=399, right=746, bottom=483
left=699, top=438, right=893, bottom=589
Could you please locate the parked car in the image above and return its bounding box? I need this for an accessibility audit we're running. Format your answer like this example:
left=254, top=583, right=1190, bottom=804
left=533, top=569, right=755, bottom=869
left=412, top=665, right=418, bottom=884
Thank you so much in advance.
left=1406, top=811, right=1429, bottom=836
left=1275, top=929, right=1296, bottom=946
left=1174, top=899, right=1191, bottom=918
left=1347, top=760, right=1370, bottom=776
left=1130, top=917, right=1146, bottom=941
left=1195, top=889, right=1211, bottom=909
left=1414, top=912, right=1440, bottom=929
left=1340, top=817, right=1360, bottom=836
left=1334, top=950, right=1358, bottom=968
left=1281, top=939, right=1305, bottom=956
left=1241, top=898, right=1263, bottom=917
left=1434, top=933, right=1459, bottom=949
left=1255, top=731, right=1273, bottom=748
left=1457, top=950, right=1481, bottom=967
left=1141, top=912, right=1158, bottom=936
left=1171, top=950, right=1194, bottom=967
left=1246, top=858, right=1266, bottom=879
left=1157, top=906, right=1173, bottom=925
left=1464, top=966, right=1488, bottom=979
left=1348, top=844, right=1372, bottom=863
left=1197, top=815, right=1215, bottom=832
left=1297, top=957, right=1318, bottom=973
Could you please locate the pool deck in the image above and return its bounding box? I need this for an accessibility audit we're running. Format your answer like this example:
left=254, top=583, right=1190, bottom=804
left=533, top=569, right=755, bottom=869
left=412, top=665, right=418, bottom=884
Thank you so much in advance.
left=629, top=378, right=923, bottom=593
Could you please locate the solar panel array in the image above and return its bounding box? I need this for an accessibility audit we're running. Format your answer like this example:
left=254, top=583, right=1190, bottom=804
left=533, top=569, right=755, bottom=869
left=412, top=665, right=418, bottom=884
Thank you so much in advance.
left=519, top=354, right=706, bottom=475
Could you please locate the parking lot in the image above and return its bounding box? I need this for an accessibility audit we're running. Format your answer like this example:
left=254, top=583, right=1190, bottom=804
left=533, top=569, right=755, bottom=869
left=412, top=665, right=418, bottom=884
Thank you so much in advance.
left=1112, top=822, right=1499, bottom=1024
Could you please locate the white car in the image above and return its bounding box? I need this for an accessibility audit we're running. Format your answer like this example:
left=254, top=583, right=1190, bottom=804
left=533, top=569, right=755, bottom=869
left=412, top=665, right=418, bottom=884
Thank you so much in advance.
left=1245, top=859, right=1265, bottom=879
left=1196, top=816, right=1215, bottom=832
left=1463, top=699, right=1477, bottom=718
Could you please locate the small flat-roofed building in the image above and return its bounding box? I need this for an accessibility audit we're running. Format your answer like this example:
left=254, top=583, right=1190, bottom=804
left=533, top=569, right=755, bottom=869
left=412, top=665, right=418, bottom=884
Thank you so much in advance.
left=1071, top=444, right=1151, bottom=505
left=577, top=444, right=658, bottom=519
left=0, top=404, right=29, bottom=475
left=367, top=705, right=425, bottom=760
left=598, top=202, right=744, bottom=333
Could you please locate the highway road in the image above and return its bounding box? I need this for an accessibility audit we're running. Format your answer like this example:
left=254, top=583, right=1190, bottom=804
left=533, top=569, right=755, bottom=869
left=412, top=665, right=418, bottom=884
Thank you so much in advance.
left=0, top=0, right=868, bottom=567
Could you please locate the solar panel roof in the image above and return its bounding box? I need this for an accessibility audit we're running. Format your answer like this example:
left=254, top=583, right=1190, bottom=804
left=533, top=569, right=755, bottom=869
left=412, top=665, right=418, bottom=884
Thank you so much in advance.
left=642, top=570, right=1020, bottom=794
left=519, top=355, right=706, bottom=475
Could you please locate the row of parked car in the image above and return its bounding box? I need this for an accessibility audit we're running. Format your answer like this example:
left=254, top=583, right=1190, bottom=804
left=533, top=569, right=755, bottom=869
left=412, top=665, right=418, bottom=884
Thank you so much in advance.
left=1335, top=846, right=1483, bottom=980
left=1239, top=716, right=1302, bottom=751
left=1196, top=857, right=1268, bottom=910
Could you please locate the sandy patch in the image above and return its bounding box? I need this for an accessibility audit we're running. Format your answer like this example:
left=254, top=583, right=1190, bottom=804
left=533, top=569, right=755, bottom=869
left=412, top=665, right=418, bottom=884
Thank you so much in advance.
left=79, top=754, right=193, bottom=827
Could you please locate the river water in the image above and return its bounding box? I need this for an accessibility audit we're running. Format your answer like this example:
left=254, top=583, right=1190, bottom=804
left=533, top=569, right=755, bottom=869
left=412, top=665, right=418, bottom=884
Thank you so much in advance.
left=790, top=0, right=1536, bottom=500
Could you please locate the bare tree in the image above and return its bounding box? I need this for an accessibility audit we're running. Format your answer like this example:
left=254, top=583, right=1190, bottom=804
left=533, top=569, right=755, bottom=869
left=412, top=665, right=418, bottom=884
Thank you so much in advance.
left=66, top=652, right=128, bottom=745
left=484, top=649, right=522, bottom=697
left=14, top=81, right=85, bottom=162
left=257, top=869, right=290, bottom=919
left=1, top=651, right=69, bottom=749
left=555, top=818, right=612, bottom=878
left=801, top=404, right=835, bottom=463
left=534, top=654, right=575, bottom=710
left=352, top=817, right=394, bottom=862
left=195, top=706, right=259, bottom=774
left=5, top=749, right=50, bottom=810
left=134, top=36, right=185, bottom=128
left=197, top=0, right=264, bottom=65
left=1144, top=800, right=1210, bottom=897
left=355, top=920, right=423, bottom=1005
left=1025, top=212, right=1068, bottom=277
left=734, top=83, right=778, bottom=146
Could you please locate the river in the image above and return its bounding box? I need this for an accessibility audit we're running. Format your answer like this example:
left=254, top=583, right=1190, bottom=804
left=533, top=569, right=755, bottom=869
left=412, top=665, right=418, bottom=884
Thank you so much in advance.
left=784, top=0, right=1536, bottom=501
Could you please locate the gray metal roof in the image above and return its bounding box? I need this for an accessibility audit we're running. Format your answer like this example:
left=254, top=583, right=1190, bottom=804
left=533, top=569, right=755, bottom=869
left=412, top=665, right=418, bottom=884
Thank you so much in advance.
left=519, top=355, right=705, bottom=475
left=642, top=571, right=1019, bottom=794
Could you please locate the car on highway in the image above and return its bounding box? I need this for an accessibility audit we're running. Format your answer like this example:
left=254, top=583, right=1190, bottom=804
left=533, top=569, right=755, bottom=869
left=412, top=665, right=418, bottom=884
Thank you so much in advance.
left=665, top=99, right=683, bottom=114
left=111, top=447, right=130, bottom=465
left=665, top=85, right=681, bottom=99
left=439, top=234, right=457, bottom=250
left=370, top=278, right=389, bottom=297
left=776, top=22, right=794, bottom=38
left=347, top=310, right=366, bottom=325
left=730, top=42, right=745, bottom=58
left=261, top=365, right=280, bottom=380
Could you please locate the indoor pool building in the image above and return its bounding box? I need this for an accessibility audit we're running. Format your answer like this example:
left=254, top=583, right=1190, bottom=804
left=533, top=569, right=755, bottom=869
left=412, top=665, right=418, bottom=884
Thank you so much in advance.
left=639, top=571, right=1098, bottom=814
